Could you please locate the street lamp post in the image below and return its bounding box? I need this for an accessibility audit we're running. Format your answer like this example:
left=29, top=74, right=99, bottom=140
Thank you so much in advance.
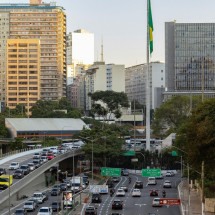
left=136, top=152, right=146, bottom=168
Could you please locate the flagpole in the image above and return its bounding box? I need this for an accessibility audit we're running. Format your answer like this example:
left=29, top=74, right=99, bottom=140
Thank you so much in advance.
left=146, top=0, right=151, bottom=151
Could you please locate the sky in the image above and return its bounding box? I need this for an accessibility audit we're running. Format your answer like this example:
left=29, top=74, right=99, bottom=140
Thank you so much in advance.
left=3, top=0, right=215, bottom=67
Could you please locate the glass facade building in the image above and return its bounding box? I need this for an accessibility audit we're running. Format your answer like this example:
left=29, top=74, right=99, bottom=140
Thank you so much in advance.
left=165, top=22, right=215, bottom=96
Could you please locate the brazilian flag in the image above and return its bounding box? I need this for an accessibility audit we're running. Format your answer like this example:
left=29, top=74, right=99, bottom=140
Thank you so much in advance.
left=148, top=0, right=153, bottom=54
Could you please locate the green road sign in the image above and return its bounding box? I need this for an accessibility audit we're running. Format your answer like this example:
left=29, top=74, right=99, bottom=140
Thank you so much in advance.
left=171, top=151, right=178, bottom=156
left=142, top=168, right=161, bottom=177
left=123, top=151, right=135, bottom=156
left=101, top=167, right=121, bottom=177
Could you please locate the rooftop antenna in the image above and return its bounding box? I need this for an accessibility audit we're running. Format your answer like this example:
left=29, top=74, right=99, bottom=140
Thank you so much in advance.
left=101, top=36, right=104, bottom=62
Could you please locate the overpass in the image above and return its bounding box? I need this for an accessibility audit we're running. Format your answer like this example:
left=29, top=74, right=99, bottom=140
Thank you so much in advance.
left=0, top=149, right=84, bottom=210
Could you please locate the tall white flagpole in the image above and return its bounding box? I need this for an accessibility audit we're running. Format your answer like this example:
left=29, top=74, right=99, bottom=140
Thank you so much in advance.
left=146, top=0, right=151, bottom=151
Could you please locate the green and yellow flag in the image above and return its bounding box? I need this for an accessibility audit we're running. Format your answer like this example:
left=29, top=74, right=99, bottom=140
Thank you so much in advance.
left=148, top=0, right=153, bottom=54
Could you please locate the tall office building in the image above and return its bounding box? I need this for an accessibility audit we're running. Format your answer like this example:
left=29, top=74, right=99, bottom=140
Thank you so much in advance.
left=66, top=29, right=94, bottom=85
left=0, top=1, right=66, bottom=111
left=125, top=62, right=165, bottom=109
left=165, top=22, right=215, bottom=98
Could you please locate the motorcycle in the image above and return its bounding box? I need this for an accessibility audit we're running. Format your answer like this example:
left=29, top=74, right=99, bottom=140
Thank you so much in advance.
left=162, top=191, right=166, bottom=198
left=128, top=177, right=131, bottom=184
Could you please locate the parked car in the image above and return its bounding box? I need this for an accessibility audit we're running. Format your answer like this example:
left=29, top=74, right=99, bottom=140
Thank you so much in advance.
left=91, top=193, right=102, bottom=203
left=9, top=162, right=19, bottom=170
left=23, top=201, right=36, bottom=211
left=0, top=168, right=6, bottom=175
left=14, top=208, right=27, bottom=215
left=132, top=189, right=141, bottom=197
left=37, top=207, right=52, bottom=215
left=27, top=163, right=35, bottom=171
left=13, top=169, right=24, bottom=179
left=51, top=201, right=61, bottom=212
left=85, top=206, right=97, bottom=215
left=20, top=165, right=30, bottom=175
left=112, top=199, right=123, bottom=210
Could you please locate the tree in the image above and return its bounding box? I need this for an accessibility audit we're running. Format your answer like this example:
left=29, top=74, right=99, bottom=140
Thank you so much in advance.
left=89, top=91, right=129, bottom=120
left=152, top=95, right=201, bottom=138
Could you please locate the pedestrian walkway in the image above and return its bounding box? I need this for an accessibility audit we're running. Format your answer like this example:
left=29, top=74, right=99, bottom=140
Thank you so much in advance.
left=178, top=179, right=214, bottom=215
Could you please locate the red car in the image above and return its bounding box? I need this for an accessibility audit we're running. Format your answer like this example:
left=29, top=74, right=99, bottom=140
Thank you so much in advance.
left=47, top=153, right=54, bottom=160
left=150, top=190, right=158, bottom=197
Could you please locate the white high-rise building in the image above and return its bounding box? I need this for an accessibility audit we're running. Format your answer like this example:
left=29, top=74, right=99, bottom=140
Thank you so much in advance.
left=66, top=29, right=94, bottom=85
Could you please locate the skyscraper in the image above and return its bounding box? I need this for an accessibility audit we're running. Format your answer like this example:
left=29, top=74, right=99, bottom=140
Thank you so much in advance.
left=0, top=1, right=66, bottom=111
left=165, top=21, right=215, bottom=98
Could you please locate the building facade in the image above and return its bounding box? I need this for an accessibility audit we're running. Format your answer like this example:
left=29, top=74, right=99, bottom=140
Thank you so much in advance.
left=165, top=22, right=215, bottom=98
left=0, top=1, right=66, bottom=110
left=6, top=39, right=41, bottom=116
left=125, top=62, right=165, bottom=110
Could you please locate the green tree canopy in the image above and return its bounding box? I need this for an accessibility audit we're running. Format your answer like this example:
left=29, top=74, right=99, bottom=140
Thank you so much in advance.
left=89, top=90, right=129, bottom=119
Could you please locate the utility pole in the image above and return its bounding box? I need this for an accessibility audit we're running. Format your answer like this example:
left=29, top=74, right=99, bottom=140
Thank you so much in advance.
left=201, top=161, right=205, bottom=215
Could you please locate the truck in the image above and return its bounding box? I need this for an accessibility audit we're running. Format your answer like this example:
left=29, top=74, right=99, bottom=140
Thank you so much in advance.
left=70, top=176, right=85, bottom=193
left=0, top=175, right=13, bottom=190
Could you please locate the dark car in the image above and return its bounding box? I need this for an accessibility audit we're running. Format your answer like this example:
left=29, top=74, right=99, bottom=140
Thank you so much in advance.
left=51, top=201, right=61, bottom=212
left=0, top=168, right=6, bottom=176
left=42, top=191, right=49, bottom=201
left=32, top=160, right=41, bottom=168
left=91, top=193, right=102, bottom=203
left=106, top=179, right=114, bottom=188
left=134, top=181, right=143, bottom=189
left=85, top=206, right=97, bottom=215
left=112, top=177, right=120, bottom=182
left=150, top=190, right=158, bottom=197
left=20, top=165, right=30, bottom=175
left=51, top=188, right=61, bottom=196
left=112, top=199, right=123, bottom=210
left=122, top=170, right=129, bottom=176
left=15, top=208, right=27, bottom=215
left=13, top=169, right=24, bottom=179
left=59, top=183, right=67, bottom=191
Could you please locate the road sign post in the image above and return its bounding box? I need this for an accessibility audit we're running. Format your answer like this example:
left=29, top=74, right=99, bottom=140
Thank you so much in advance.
left=101, top=167, right=121, bottom=177
left=123, top=151, right=135, bottom=156
left=142, top=168, right=161, bottom=177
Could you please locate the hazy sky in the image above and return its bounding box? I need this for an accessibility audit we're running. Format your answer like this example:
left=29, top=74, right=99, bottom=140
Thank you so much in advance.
left=4, top=0, right=215, bottom=67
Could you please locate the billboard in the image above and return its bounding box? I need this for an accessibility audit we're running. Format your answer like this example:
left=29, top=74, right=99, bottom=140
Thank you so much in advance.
left=63, top=191, right=73, bottom=208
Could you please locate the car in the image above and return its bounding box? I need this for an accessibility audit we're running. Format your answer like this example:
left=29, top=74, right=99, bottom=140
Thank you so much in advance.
left=51, top=201, right=61, bottom=212
left=119, top=185, right=128, bottom=192
left=148, top=177, right=157, bottom=185
left=27, top=163, right=35, bottom=171
left=33, top=160, right=41, bottom=168
left=150, top=190, right=158, bottom=197
left=132, top=188, right=141, bottom=197
left=134, top=181, right=143, bottom=189
left=60, top=183, right=67, bottom=191
left=112, top=177, right=120, bottom=182
left=47, top=153, right=55, bottom=160
left=51, top=188, right=61, bottom=196
left=85, top=206, right=97, bottom=215
left=122, top=169, right=129, bottom=176
left=9, top=162, right=19, bottom=170
left=111, top=213, right=122, bottom=215
left=106, top=179, right=114, bottom=188
left=15, top=208, right=27, bottom=215
left=0, top=168, right=6, bottom=175
left=63, top=179, right=71, bottom=188
left=32, top=192, right=46, bottom=203
left=33, top=152, right=41, bottom=159
left=155, top=174, right=164, bottom=179
left=152, top=198, right=162, bottom=207
left=28, top=198, right=40, bottom=208
left=37, top=207, right=52, bottom=215
left=165, top=172, right=172, bottom=177
left=13, top=169, right=24, bottom=179
left=116, top=188, right=125, bottom=197
left=42, top=191, right=49, bottom=201
left=163, top=180, right=172, bottom=188
left=20, top=165, right=30, bottom=175
left=91, top=193, right=102, bottom=203
left=23, top=201, right=36, bottom=211
left=40, top=156, right=48, bottom=163
left=112, top=199, right=123, bottom=210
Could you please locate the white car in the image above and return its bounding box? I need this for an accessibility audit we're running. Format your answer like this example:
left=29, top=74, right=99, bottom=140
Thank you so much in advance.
left=163, top=180, right=172, bottom=188
left=28, top=163, right=36, bottom=171
left=33, top=152, right=41, bottom=159
left=32, top=192, right=46, bottom=203
left=116, top=188, right=125, bottom=197
left=152, top=198, right=162, bottom=207
left=24, top=201, right=36, bottom=211
left=9, top=162, right=19, bottom=170
left=132, top=189, right=141, bottom=197
left=148, top=177, right=157, bottom=185
left=37, top=207, right=52, bottom=215
left=40, top=156, right=48, bottom=163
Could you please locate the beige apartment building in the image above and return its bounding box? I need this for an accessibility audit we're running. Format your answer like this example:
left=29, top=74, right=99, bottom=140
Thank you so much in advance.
left=0, top=1, right=66, bottom=113
left=6, top=39, right=40, bottom=116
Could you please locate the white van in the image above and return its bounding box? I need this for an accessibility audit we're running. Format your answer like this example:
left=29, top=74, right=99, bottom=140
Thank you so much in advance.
left=148, top=177, right=157, bottom=185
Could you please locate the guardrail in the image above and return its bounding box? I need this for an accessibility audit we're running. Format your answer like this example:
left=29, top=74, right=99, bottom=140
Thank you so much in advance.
left=0, top=149, right=84, bottom=206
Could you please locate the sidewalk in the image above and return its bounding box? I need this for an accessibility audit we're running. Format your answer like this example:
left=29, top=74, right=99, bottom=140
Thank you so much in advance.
left=178, top=179, right=214, bottom=215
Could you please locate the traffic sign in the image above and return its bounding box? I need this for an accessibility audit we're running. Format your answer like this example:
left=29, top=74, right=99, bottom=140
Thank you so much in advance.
left=131, top=158, right=138, bottom=162
left=171, top=151, right=178, bottom=156
left=123, top=151, right=135, bottom=156
left=159, top=198, right=181, bottom=205
left=101, top=167, right=121, bottom=177
left=142, top=168, right=161, bottom=177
